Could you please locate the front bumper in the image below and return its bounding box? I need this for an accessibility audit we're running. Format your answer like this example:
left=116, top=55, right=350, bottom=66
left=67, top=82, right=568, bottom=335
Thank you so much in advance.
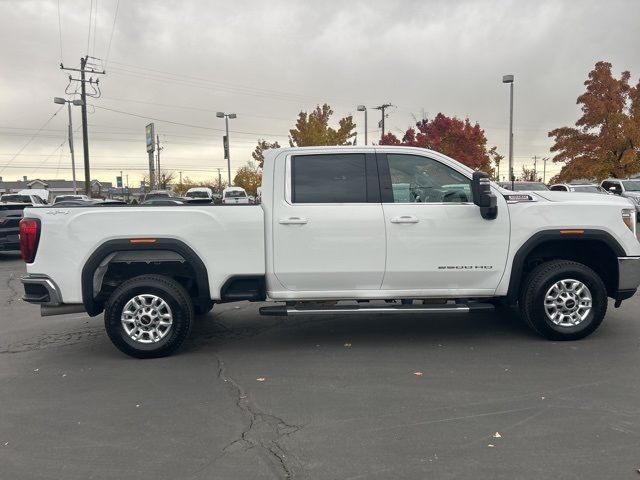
left=616, top=257, right=640, bottom=301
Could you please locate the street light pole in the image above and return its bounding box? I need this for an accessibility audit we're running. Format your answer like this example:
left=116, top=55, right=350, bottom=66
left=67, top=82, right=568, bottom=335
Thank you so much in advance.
left=357, top=105, right=368, bottom=145
left=225, top=115, right=229, bottom=184
left=67, top=102, right=77, bottom=194
left=216, top=112, right=237, bottom=185
left=54, top=97, right=83, bottom=195
left=502, top=75, right=515, bottom=190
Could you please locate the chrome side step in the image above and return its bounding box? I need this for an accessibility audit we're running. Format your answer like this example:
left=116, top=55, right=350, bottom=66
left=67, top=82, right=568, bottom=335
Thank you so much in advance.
left=259, top=302, right=494, bottom=316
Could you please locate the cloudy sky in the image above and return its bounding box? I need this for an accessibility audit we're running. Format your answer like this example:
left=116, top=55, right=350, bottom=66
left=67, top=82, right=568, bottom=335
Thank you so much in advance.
left=1, top=0, right=638, bottom=186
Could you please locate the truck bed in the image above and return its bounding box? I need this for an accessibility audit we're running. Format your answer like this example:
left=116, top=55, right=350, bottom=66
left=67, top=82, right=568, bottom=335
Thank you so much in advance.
left=24, top=204, right=265, bottom=303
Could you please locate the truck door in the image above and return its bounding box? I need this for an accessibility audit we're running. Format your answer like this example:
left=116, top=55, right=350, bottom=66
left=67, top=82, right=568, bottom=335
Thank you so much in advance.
left=378, top=151, right=510, bottom=295
left=272, top=152, right=386, bottom=292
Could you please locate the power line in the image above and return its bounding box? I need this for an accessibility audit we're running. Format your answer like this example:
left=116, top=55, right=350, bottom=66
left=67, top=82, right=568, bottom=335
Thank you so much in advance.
left=92, top=0, right=99, bottom=57
left=91, top=104, right=287, bottom=137
left=103, top=0, right=119, bottom=68
left=86, top=0, right=94, bottom=55
left=107, top=61, right=326, bottom=101
left=57, top=0, right=64, bottom=63
left=101, top=96, right=292, bottom=121
left=106, top=63, right=355, bottom=105
left=0, top=107, right=64, bottom=175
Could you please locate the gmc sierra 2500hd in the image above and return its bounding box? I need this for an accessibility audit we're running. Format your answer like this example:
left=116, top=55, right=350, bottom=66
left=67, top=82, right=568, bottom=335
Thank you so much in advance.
left=19, top=146, right=640, bottom=358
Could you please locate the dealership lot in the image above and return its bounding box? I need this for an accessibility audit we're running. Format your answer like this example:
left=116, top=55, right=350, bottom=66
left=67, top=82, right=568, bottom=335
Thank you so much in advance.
left=2, top=251, right=640, bottom=479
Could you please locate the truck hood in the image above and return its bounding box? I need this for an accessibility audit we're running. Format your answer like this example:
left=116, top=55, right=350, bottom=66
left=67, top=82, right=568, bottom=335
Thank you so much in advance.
left=532, top=190, right=635, bottom=206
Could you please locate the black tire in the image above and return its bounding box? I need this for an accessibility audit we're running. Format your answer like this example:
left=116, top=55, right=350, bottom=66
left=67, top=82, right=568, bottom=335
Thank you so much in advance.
left=519, top=260, right=607, bottom=341
left=104, top=274, right=194, bottom=358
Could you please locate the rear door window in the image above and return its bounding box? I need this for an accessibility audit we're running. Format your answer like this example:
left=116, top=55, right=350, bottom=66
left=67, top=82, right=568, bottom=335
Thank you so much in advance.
left=291, top=154, right=367, bottom=203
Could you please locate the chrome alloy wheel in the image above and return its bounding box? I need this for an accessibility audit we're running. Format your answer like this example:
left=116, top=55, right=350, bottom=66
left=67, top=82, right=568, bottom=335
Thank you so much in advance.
left=544, top=279, right=593, bottom=327
left=121, top=294, right=173, bottom=343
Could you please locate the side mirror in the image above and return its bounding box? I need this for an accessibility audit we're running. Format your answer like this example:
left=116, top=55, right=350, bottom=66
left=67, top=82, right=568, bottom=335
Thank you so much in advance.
left=471, top=171, right=497, bottom=220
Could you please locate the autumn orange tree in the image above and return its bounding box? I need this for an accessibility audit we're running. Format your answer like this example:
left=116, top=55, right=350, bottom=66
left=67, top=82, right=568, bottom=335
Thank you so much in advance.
left=289, top=103, right=356, bottom=147
left=549, top=61, right=640, bottom=182
left=233, top=161, right=262, bottom=195
left=379, top=113, right=498, bottom=174
left=252, top=139, right=281, bottom=169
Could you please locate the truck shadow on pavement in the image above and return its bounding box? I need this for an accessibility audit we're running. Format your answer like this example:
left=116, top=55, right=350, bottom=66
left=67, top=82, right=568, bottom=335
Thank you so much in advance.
left=185, top=306, right=536, bottom=354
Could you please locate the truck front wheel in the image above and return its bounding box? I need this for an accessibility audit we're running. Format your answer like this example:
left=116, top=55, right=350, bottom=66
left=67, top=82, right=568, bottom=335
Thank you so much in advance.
left=519, top=260, right=607, bottom=341
left=104, top=274, right=194, bottom=358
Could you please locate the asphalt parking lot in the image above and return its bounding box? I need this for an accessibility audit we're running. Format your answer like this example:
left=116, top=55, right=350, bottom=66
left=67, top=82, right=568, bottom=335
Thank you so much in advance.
left=2, top=251, right=640, bottom=479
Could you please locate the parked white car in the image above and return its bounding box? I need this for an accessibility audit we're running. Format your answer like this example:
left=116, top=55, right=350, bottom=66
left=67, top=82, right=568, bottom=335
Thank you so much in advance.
left=53, top=194, right=90, bottom=204
left=222, top=186, right=249, bottom=204
left=0, top=193, right=46, bottom=205
left=18, top=189, right=50, bottom=204
left=549, top=183, right=609, bottom=194
left=185, top=187, right=213, bottom=199
left=20, top=146, right=640, bottom=358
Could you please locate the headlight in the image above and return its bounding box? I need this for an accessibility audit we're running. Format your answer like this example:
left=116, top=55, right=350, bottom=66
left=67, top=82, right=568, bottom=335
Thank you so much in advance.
left=622, top=208, right=636, bottom=236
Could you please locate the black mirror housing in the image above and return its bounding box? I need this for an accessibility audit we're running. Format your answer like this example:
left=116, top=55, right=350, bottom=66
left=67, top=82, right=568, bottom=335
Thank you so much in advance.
left=471, top=171, right=498, bottom=220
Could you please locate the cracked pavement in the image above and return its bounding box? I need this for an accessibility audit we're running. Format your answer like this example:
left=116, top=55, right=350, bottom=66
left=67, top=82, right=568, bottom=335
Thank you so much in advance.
left=2, top=251, right=640, bottom=479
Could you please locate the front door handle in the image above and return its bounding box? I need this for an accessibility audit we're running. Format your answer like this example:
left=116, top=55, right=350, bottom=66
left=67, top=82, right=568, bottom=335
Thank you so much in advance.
left=390, top=215, right=419, bottom=224
left=279, top=216, right=308, bottom=225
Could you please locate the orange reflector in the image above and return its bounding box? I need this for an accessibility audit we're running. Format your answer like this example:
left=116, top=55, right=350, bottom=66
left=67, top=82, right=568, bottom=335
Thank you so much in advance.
left=559, top=229, right=584, bottom=235
left=129, top=238, right=157, bottom=244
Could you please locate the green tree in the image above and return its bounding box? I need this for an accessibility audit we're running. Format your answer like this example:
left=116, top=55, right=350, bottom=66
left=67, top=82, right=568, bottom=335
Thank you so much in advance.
left=252, top=139, right=281, bottom=169
left=549, top=61, right=640, bottom=182
left=289, top=103, right=356, bottom=147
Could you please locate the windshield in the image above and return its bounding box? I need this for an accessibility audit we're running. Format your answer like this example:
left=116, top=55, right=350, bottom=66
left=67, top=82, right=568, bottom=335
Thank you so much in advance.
left=0, top=195, right=31, bottom=203
left=146, top=193, right=171, bottom=199
left=225, top=190, right=246, bottom=198
left=186, top=191, right=209, bottom=198
left=571, top=186, right=601, bottom=193
left=622, top=180, right=640, bottom=191
left=54, top=196, right=81, bottom=203
left=513, top=183, right=549, bottom=191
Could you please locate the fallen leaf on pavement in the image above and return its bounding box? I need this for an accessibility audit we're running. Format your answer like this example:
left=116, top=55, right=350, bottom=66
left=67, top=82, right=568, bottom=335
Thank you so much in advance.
left=493, top=432, right=501, bottom=438
left=487, top=444, right=495, bottom=448
left=256, top=377, right=266, bottom=382
left=413, top=372, right=423, bottom=376
left=344, top=343, right=352, bottom=347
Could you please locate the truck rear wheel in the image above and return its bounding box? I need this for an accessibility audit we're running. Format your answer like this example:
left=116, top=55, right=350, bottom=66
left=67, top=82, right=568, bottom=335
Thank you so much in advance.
left=104, top=274, right=194, bottom=358
left=519, top=260, right=607, bottom=341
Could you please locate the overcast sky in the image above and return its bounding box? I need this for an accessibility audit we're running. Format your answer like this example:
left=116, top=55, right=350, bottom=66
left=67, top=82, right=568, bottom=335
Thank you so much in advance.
left=1, top=0, right=639, bottom=186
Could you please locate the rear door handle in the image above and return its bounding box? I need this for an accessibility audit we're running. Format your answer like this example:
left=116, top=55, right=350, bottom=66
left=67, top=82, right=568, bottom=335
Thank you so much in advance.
left=279, top=216, right=308, bottom=225
left=390, top=215, right=419, bottom=224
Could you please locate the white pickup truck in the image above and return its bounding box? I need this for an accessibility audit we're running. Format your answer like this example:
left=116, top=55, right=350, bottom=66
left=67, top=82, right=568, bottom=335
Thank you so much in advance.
left=20, top=146, right=640, bottom=358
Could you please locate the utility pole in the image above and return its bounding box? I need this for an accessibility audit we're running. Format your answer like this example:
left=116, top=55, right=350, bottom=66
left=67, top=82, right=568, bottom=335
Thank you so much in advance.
left=79, top=57, right=90, bottom=196
left=373, top=103, right=393, bottom=138
left=60, top=56, right=105, bottom=197
left=179, top=171, right=182, bottom=185
left=533, top=156, right=538, bottom=181
left=217, top=168, right=222, bottom=193
left=542, top=157, right=549, bottom=184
